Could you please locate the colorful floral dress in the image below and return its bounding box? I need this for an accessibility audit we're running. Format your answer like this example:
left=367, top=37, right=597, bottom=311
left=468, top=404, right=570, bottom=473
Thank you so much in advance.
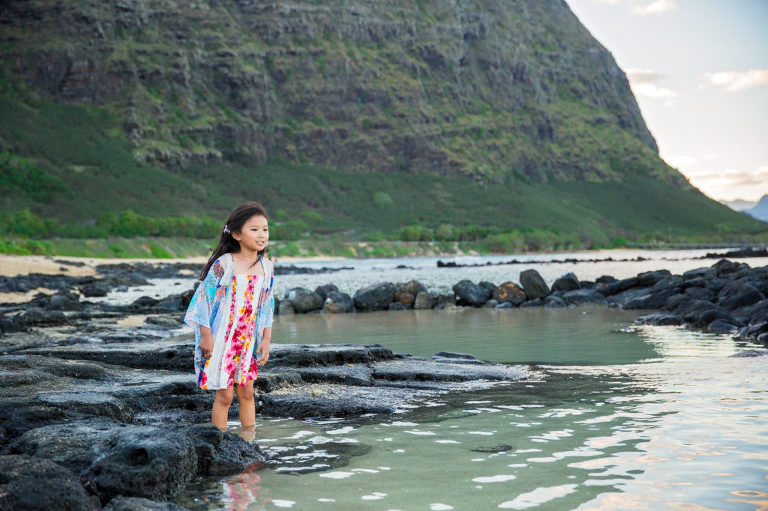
left=184, top=253, right=275, bottom=390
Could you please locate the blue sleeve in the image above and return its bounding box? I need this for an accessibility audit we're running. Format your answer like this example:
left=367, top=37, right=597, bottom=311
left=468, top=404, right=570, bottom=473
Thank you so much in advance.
left=263, top=274, right=275, bottom=328
left=184, top=262, right=220, bottom=330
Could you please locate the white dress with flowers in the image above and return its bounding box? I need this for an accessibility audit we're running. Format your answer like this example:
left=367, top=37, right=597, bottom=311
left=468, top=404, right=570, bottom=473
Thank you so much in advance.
left=184, top=253, right=275, bottom=390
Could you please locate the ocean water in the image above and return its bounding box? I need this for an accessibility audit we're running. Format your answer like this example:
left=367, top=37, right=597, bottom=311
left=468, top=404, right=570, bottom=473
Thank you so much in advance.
left=173, top=306, right=768, bottom=511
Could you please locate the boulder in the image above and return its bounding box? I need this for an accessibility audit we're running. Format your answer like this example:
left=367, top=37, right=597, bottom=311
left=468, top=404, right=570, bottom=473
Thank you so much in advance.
left=543, top=296, right=566, bottom=308
left=452, top=280, right=491, bottom=307
left=552, top=272, right=580, bottom=292
left=322, top=291, right=354, bottom=313
left=717, top=281, right=765, bottom=311
left=707, top=319, right=739, bottom=334
left=712, top=259, right=748, bottom=277
left=562, top=288, right=606, bottom=306
left=285, top=288, right=324, bottom=313
left=0, top=455, right=96, bottom=511
left=519, top=269, right=550, bottom=299
left=682, top=267, right=715, bottom=281
left=13, top=420, right=198, bottom=504
left=314, top=284, right=339, bottom=302
left=433, top=293, right=457, bottom=310
left=520, top=297, right=543, bottom=307
left=353, top=282, right=396, bottom=311
left=492, top=282, right=526, bottom=306
left=80, top=282, right=112, bottom=298
left=394, top=280, right=428, bottom=307
left=413, top=291, right=433, bottom=310
left=46, top=291, right=83, bottom=311
left=479, top=281, right=497, bottom=295
left=684, top=287, right=715, bottom=301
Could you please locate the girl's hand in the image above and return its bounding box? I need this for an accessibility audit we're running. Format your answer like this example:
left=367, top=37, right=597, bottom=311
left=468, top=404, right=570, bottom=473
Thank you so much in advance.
left=200, top=335, right=214, bottom=359
left=256, top=340, right=271, bottom=366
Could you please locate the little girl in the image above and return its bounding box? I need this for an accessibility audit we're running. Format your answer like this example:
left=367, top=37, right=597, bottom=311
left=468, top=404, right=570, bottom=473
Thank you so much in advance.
left=184, top=201, right=275, bottom=432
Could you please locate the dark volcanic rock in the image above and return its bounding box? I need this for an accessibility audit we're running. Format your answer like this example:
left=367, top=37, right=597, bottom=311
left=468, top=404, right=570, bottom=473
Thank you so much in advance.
left=15, top=420, right=197, bottom=504
left=552, top=272, right=580, bottom=292
left=717, top=281, right=765, bottom=311
left=433, top=292, right=457, bottom=309
left=285, top=287, right=324, bottom=313
left=452, top=280, right=491, bottom=307
left=394, top=280, right=428, bottom=308
left=20, top=341, right=193, bottom=371
left=187, top=425, right=266, bottom=477
left=0, top=455, right=97, bottom=511
left=712, top=259, right=749, bottom=277
left=413, top=291, right=433, bottom=309
left=322, top=291, right=354, bottom=313
left=562, top=288, right=606, bottom=306
left=314, top=284, right=339, bottom=302
left=269, top=343, right=395, bottom=367
left=519, top=269, right=550, bottom=299
left=353, top=282, right=396, bottom=311
left=493, top=282, right=526, bottom=306
left=80, top=281, right=112, bottom=298
left=707, top=319, right=740, bottom=334
left=543, top=295, right=567, bottom=308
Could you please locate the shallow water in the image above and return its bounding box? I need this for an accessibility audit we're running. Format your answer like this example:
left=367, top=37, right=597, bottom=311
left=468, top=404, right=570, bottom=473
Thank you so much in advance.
left=173, top=307, right=768, bottom=511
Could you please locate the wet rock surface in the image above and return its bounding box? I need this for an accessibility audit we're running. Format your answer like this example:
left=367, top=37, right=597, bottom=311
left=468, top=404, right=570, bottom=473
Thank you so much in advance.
left=0, top=303, right=530, bottom=509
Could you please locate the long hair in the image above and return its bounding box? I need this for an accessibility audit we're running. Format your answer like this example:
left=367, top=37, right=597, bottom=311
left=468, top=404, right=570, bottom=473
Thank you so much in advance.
left=198, top=202, right=269, bottom=280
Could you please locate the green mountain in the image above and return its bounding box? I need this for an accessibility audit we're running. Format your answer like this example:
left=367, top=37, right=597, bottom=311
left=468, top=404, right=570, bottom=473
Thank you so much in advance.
left=0, top=0, right=765, bottom=241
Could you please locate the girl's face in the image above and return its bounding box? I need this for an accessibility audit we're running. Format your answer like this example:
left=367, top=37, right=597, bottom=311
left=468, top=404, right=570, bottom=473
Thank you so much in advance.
left=233, top=214, right=269, bottom=253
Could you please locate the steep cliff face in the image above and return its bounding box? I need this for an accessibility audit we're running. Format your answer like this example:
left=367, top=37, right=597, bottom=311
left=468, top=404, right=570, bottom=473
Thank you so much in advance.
left=1, top=0, right=686, bottom=186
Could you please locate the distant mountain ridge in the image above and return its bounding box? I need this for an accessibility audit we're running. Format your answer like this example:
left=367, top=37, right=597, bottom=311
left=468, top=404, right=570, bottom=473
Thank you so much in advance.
left=746, top=195, right=768, bottom=222
left=721, top=199, right=758, bottom=212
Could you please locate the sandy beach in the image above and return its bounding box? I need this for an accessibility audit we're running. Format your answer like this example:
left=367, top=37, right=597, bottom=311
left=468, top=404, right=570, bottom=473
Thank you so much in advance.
left=0, top=253, right=349, bottom=279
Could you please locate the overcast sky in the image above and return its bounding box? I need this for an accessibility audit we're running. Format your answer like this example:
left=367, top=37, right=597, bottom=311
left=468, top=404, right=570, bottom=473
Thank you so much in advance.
left=565, top=0, right=768, bottom=202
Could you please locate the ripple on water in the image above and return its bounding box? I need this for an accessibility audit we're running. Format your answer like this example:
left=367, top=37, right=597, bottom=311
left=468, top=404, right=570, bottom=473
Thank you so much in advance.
left=498, top=484, right=578, bottom=509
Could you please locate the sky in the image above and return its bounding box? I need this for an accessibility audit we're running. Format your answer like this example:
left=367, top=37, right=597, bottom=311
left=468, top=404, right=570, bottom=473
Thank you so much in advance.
left=565, top=0, right=768, bottom=203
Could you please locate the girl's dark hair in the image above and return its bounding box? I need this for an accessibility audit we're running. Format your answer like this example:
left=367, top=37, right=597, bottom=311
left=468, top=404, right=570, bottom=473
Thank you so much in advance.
left=199, top=201, right=269, bottom=280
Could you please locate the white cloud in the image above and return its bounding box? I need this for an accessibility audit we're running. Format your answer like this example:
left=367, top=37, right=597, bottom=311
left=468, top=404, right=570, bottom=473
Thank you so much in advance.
left=699, top=69, right=768, bottom=92
left=625, top=69, right=677, bottom=100
left=683, top=166, right=768, bottom=201
left=630, top=83, right=677, bottom=99
left=684, top=167, right=768, bottom=187
left=632, top=0, right=678, bottom=16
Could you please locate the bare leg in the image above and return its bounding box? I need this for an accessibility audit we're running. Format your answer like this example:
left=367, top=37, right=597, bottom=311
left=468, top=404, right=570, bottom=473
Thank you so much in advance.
left=212, top=386, right=234, bottom=431
left=234, top=380, right=256, bottom=429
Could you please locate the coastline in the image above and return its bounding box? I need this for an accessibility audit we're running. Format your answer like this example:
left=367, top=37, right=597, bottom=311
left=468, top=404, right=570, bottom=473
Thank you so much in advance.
left=0, top=253, right=349, bottom=278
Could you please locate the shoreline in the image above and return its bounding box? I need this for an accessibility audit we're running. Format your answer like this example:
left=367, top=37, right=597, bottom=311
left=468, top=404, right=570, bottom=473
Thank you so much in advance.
left=0, top=246, right=742, bottom=279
